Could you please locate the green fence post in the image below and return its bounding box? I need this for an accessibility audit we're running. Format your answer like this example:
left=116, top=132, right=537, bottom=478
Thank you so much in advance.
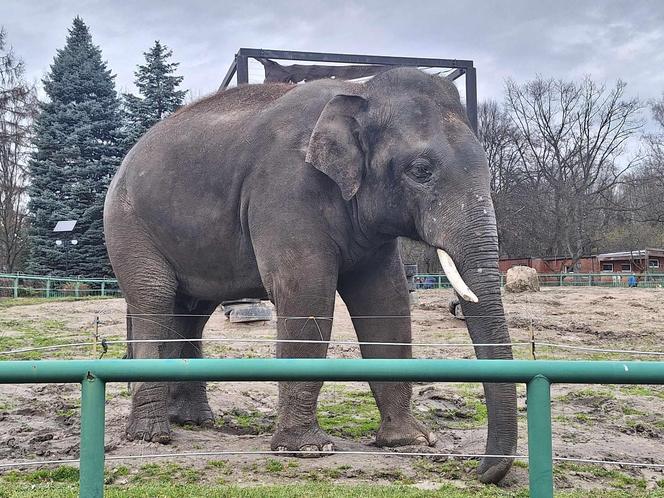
left=75, top=280, right=80, bottom=298
left=80, top=373, right=106, bottom=498
left=559, top=274, right=563, bottom=287
left=46, top=278, right=51, bottom=299
left=527, top=375, right=553, bottom=498
left=101, top=281, right=106, bottom=297
left=13, top=277, right=18, bottom=298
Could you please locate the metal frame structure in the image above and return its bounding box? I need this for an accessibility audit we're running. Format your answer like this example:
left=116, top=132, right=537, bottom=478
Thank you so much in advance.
left=2, top=357, right=663, bottom=497
left=220, top=48, right=478, bottom=132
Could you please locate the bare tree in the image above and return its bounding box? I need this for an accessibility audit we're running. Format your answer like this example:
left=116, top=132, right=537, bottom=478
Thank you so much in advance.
left=0, top=28, right=37, bottom=272
left=503, top=76, right=642, bottom=261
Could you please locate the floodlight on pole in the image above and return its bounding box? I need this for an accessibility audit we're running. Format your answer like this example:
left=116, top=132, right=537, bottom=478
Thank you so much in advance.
left=53, top=220, right=77, bottom=233
left=53, top=219, right=78, bottom=273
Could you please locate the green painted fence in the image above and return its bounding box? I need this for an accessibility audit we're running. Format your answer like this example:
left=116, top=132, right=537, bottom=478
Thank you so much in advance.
left=415, top=272, right=664, bottom=289
left=0, top=272, right=662, bottom=300
left=1, top=357, right=663, bottom=498
left=0, top=273, right=121, bottom=299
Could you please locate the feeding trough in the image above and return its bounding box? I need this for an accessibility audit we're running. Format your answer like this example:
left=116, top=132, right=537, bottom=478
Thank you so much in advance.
left=221, top=298, right=272, bottom=323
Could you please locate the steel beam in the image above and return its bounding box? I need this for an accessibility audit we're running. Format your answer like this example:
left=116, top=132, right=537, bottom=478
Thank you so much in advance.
left=236, top=54, right=249, bottom=85
left=219, top=57, right=237, bottom=90
left=236, top=48, right=473, bottom=69
left=465, top=66, right=478, bottom=133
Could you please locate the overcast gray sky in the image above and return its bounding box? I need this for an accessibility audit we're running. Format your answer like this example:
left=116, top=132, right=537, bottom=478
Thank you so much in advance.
left=3, top=0, right=664, bottom=108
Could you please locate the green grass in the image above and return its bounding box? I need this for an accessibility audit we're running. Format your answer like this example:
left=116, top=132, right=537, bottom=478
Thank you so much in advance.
left=0, top=316, right=126, bottom=360
left=317, top=390, right=381, bottom=439
left=0, top=296, right=114, bottom=309
left=423, top=384, right=488, bottom=430
left=216, top=409, right=275, bottom=434
left=1, top=482, right=663, bottom=498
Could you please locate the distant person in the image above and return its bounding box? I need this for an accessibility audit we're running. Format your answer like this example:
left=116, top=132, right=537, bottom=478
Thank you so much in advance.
left=628, top=274, right=638, bottom=287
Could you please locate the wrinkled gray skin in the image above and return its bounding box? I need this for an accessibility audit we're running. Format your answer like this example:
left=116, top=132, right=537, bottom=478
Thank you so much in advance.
left=104, top=68, right=517, bottom=483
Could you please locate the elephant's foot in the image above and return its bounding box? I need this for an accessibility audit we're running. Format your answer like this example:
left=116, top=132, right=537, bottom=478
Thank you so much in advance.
left=375, top=415, right=437, bottom=448
left=169, top=401, right=214, bottom=427
left=271, top=423, right=334, bottom=458
left=126, top=414, right=171, bottom=443
left=127, top=382, right=171, bottom=443
left=169, top=382, right=215, bottom=427
left=477, top=454, right=514, bottom=484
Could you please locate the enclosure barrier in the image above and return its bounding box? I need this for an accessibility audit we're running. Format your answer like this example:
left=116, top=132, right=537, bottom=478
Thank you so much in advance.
left=415, top=272, right=664, bottom=289
left=0, top=273, right=121, bottom=299
left=1, top=272, right=662, bottom=299
left=1, top=358, right=663, bottom=498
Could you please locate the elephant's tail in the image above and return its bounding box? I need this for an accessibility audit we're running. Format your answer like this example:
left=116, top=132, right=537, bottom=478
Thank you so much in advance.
left=125, top=306, right=133, bottom=360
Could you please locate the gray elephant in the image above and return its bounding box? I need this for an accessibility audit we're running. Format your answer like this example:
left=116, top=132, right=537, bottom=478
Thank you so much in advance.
left=103, top=67, right=517, bottom=483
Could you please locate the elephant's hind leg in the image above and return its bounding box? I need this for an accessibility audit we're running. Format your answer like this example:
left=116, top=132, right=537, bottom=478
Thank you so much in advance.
left=110, top=222, right=183, bottom=444
left=168, top=298, right=218, bottom=427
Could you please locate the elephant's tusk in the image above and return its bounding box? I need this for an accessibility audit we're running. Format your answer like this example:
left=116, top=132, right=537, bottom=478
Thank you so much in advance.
left=436, top=249, right=479, bottom=303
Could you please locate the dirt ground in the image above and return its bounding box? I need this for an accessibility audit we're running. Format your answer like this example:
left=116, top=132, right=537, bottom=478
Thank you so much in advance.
left=0, top=287, right=663, bottom=493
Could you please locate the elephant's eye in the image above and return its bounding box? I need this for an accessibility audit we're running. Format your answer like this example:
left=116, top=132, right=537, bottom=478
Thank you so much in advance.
left=406, top=159, right=433, bottom=183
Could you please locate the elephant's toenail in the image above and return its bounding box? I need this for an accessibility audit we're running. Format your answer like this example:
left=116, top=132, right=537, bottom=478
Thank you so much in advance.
left=322, top=443, right=334, bottom=452
left=276, top=446, right=288, bottom=452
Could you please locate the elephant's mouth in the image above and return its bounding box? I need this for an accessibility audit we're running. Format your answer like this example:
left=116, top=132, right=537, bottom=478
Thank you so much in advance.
left=436, top=249, right=479, bottom=303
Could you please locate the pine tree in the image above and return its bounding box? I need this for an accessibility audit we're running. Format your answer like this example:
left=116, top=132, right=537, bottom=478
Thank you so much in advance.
left=27, top=17, right=124, bottom=277
left=123, top=41, right=186, bottom=144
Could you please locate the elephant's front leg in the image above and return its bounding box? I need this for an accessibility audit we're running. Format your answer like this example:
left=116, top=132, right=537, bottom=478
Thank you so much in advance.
left=338, top=242, right=436, bottom=447
left=267, top=264, right=338, bottom=456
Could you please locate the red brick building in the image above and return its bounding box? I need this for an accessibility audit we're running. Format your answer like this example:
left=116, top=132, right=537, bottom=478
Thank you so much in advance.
left=499, top=248, right=664, bottom=274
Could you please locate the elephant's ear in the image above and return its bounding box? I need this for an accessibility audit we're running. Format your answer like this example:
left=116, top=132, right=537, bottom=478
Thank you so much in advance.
left=305, top=94, right=368, bottom=201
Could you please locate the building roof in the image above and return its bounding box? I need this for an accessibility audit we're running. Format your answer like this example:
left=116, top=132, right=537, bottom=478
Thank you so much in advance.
left=597, top=248, right=664, bottom=261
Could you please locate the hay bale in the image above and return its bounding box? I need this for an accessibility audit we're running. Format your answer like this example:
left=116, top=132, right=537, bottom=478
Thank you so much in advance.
left=505, top=266, right=540, bottom=293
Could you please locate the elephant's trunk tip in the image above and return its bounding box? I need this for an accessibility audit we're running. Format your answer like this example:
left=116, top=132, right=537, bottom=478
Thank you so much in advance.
left=436, top=249, right=479, bottom=303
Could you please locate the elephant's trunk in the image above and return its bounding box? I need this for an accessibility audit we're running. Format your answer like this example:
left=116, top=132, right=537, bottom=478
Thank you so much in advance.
left=450, top=217, right=518, bottom=483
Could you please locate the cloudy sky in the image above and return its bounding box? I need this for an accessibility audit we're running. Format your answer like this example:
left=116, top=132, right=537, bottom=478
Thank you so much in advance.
left=3, top=0, right=664, bottom=109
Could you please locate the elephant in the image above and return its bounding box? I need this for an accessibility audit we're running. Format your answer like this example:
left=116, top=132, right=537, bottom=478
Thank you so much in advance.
left=103, top=67, right=517, bottom=484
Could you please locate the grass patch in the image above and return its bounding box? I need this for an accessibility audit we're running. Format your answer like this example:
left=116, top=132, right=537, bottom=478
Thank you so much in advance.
left=129, top=463, right=201, bottom=485
left=0, top=296, right=114, bottom=309
left=1, top=477, right=664, bottom=497
left=318, top=390, right=380, bottom=439
left=2, top=466, right=79, bottom=484
left=620, top=385, right=664, bottom=400
left=217, top=409, right=275, bottom=434
left=424, top=384, right=488, bottom=430
left=0, top=316, right=125, bottom=360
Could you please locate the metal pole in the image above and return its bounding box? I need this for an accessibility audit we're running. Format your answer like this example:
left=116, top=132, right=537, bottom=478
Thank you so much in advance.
left=527, top=375, right=553, bottom=498
left=100, top=281, right=105, bottom=297
left=46, top=278, right=51, bottom=298
left=13, top=276, right=18, bottom=298
left=80, top=373, right=106, bottom=498
left=236, top=54, right=249, bottom=85
left=465, top=66, right=478, bottom=134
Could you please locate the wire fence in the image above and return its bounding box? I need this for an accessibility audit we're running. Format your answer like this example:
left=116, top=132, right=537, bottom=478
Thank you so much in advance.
left=0, top=276, right=663, bottom=496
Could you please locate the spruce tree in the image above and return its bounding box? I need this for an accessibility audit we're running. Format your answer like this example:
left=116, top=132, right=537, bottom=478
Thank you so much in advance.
left=27, top=17, right=124, bottom=277
left=123, top=41, right=186, bottom=144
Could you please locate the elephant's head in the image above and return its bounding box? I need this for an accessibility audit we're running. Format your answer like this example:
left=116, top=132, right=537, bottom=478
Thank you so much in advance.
left=306, top=68, right=517, bottom=483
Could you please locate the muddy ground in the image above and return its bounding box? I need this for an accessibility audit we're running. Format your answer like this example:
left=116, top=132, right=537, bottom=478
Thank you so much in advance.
left=0, top=287, right=663, bottom=493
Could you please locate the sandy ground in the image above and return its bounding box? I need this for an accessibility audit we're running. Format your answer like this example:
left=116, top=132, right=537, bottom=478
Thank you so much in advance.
left=0, top=287, right=663, bottom=492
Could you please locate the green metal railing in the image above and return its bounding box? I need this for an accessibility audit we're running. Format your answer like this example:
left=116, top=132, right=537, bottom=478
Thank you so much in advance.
left=1, top=272, right=662, bottom=300
left=0, top=273, right=121, bottom=299
left=415, top=272, right=664, bottom=289
left=1, top=358, right=663, bottom=498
